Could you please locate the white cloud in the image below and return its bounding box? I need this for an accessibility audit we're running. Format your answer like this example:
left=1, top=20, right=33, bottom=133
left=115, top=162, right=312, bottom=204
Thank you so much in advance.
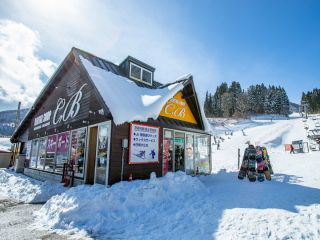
left=0, top=19, right=56, bottom=111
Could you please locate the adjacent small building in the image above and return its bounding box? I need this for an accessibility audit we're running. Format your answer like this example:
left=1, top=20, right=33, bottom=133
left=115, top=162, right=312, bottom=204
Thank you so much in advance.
left=11, top=48, right=211, bottom=185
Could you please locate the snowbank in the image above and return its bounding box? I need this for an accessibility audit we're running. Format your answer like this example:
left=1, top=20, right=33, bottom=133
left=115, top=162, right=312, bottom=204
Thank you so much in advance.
left=34, top=172, right=207, bottom=238
left=0, top=169, right=65, bottom=203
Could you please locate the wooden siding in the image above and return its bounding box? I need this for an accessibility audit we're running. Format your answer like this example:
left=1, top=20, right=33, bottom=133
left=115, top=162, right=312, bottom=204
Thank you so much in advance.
left=28, top=59, right=110, bottom=139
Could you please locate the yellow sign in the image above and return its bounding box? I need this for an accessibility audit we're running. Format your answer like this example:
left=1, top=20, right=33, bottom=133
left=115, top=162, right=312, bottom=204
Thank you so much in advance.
left=159, top=92, right=197, bottom=124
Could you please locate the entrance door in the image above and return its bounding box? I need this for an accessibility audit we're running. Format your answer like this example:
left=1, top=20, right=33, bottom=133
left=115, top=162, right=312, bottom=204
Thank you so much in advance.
left=163, top=129, right=174, bottom=175
left=174, top=131, right=185, bottom=172
left=94, top=123, right=111, bottom=185
left=86, top=127, right=98, bottom=184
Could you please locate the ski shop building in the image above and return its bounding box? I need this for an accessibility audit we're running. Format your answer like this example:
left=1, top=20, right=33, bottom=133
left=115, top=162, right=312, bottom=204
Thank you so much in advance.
left=11, top=48, right=211, bottom=186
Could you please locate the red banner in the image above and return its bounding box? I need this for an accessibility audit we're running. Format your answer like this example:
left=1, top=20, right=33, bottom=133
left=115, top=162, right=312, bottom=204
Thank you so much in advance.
left=163, top=139, right=170, bottom=175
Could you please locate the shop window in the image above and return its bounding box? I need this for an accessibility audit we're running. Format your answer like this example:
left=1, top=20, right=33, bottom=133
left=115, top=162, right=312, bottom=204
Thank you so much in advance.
left=30, top=139, right=39, bottom=168
left=185, top=134, right=195, bottom=175
left=195, top=135, right=210, bottom=174
left=95, top=124, right=110, bottom=184
left=25, top=140, right=32, bottom=168
left=70, top=128, right=87, bottom=178
left=36, top=137, right=47, bottom=170
left=55, top=132, right=70, bottom=174
left=44, top=135, right=57, bottom=172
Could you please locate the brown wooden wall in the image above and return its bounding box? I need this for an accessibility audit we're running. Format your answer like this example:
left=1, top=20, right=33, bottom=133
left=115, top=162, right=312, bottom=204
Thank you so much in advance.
left=28, top=59, right=110, bottom=140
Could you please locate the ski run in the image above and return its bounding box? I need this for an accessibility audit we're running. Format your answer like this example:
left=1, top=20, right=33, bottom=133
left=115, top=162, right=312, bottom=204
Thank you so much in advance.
left=1, top=115, right=320, bottom=239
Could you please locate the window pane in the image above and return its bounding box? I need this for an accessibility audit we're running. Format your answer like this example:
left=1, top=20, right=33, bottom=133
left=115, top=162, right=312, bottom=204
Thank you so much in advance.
left=130, top=64, right=141, bottom=79
left=70, top=128, right=87, bottom=178
left=45, top=135, right=57, bottom=172
left=55, top=132, right=70, bottom=174
left=25, top=140, right=32, bottom=168
left=185, top=134, right=195, bottom=174
left=30, top=139, right=39, bottom=168
left=142, top=70, right=152, bottom=84
left=163, top=130, right=174, bottom=175
left=36, top=137, right=47, bottom=170
left=95, top=124, right=110, bottom=185
left=195, top=135, right=210, bottom=174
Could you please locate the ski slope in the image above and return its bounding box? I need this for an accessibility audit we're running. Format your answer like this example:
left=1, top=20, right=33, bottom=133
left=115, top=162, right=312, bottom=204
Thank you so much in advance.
left=209, top=116, right=320, bottom=239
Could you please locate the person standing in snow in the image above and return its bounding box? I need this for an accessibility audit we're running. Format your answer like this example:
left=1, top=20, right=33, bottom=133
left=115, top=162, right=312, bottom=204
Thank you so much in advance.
left=290, top=144, right=295, bottom=154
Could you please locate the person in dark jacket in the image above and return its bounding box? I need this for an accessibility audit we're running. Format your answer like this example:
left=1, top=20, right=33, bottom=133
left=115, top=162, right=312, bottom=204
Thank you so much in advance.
left=290, top=144, right=295, bottom=154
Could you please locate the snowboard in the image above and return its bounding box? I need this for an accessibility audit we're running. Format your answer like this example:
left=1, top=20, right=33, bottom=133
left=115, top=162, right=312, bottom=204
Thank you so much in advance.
left=256, top=146, right=266, bottom=182
left=257, top=169, right=265, bottom=182
left=263, top=166, right=272, bottom=181
left=247, top=146, right=257, bottom=182
left=262, top=147, right=273, bottom=174
left=238, top=152, right=249, bottom=180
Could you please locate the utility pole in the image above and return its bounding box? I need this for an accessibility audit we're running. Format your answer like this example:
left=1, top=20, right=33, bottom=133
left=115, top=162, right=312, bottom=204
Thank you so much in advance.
left=15, top=101, right=21, bottom=129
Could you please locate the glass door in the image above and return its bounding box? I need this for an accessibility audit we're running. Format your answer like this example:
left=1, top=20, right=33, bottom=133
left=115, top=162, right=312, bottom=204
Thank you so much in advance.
left=95, top=123, right=111, bottom=185
left=174, top=131, right=185, bottom=172
left=163, top=129, right=174, bottom=175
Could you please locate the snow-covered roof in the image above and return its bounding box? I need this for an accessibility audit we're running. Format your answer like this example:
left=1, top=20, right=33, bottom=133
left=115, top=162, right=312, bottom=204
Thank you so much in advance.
left=80, top=56, right=189, bottom=126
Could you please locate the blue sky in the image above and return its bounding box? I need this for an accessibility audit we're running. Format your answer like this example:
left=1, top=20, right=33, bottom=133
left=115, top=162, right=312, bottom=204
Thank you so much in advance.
left=0, top=0, right=319, bottom=110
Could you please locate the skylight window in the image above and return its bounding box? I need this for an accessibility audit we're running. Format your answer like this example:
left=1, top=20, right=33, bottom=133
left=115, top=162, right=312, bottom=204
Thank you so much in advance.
left=130, top=62, right=153, bottom=85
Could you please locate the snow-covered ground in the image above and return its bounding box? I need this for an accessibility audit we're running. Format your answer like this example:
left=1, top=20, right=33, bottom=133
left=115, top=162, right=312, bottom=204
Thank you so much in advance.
left=0, top=169, right=66, bottom=203
left=0, top=116, right=319, bottom=239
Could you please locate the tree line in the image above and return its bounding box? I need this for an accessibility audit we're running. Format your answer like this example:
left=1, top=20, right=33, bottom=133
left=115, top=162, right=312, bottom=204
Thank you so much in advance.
left=301, top=88, right=320, bottom=113
left=204, top=81, right=290, bottom=118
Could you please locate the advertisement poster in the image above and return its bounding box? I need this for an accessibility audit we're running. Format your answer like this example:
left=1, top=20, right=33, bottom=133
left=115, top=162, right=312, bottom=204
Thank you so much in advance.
left=26, top=140, right=32, bottom=160
left=162, top=139, right=170, bottom=175
left=129, top=123, right=159, bottom=164
left=57, top=132, right=70, bottom=153
left=47, top=135, right=57, bottom=153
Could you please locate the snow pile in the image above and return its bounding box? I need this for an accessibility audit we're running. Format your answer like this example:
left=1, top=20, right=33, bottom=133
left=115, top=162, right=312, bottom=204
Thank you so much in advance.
left=34, top=172, right=208, bottom=238
left=0, top=169, right=65, bottom=203
left=80, top=56, right=185, bottom=125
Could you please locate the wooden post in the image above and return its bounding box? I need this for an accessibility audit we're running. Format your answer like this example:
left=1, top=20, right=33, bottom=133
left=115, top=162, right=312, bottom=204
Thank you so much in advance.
left=238, top=148, right=240, bottom=169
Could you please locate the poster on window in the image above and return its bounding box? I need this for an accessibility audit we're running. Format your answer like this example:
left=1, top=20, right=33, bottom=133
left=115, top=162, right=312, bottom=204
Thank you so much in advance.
left=26, top=140, right=32, bottom=160
left=162, top=139, right=170, bottom=175
left=129, top=123, right=159, bottom=164
left=57, top=132, right=70, bottom=153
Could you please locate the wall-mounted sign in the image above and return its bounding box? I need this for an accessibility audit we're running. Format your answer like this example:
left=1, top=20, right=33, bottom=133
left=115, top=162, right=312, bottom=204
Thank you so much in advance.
left=159, top=91, right=197, bottom=124
left=33, top=84, right=87, bottom=131
left=129, top=123, right=159, bottom=164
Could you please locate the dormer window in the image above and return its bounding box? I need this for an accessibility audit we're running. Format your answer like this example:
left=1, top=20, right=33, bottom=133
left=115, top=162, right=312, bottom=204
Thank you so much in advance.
left=129, top=62, right=153, bottom=85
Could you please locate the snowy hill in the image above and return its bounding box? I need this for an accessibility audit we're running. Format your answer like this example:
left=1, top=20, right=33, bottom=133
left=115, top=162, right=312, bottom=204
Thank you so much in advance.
left=289, top=102, right=300, bottom=113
